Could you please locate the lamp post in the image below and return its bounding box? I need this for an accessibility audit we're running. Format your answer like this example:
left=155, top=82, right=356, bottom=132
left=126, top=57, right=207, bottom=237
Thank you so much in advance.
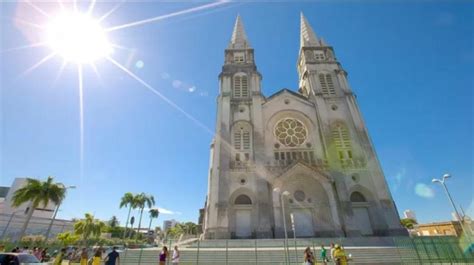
left=44, top=184, right=76, bottom=240
left=274, top=188, right=290, bottom=264
left=1, top=210, right=25, bottom=240
left=432, top=174, right=470, bottom=239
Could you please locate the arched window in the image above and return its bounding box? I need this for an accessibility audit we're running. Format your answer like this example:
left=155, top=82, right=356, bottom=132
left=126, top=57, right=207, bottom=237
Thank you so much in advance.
left=235, top=194, right=252, bottom=205
left=234, top=127, right=251, bottom=150
left=234, top=74, right=249, bottom=98
left=350, top=192, right=366, bottom=202
left=331, top=123, right=353, bottom=162
left=318, top=73, right=336, bottom=96
left=232, top=122, right=252, bottom=163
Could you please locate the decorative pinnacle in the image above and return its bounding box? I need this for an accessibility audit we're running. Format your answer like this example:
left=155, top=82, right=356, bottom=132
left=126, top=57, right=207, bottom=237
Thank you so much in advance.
left=229, top=15, right=251, bottom=49
left=300, top=12, right=320, bottom=48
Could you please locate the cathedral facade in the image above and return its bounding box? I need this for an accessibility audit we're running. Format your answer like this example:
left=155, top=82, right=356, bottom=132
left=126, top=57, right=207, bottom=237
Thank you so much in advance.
left=203, top=14, right=406, bottom=239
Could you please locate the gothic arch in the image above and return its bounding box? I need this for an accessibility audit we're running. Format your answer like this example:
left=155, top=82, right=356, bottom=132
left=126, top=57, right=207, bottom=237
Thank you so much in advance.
left=350, top=192, right=366, bottom=202
left=231, top=121, right=252, bottom=152
left=229, top=187, right=256, bottom=205
left=271, top=168, right=341, bottom=237
left=317, top=71, right=336, bottom=96
left=233, top=72, right=249, bottom=98
left=228, top=188, right=257, bottom=238
left=235, top=194, right=252, bottom=205
left=348, top=184, right=375, bottom=203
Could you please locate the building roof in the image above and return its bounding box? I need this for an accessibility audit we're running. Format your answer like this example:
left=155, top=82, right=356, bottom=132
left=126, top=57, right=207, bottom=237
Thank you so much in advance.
left=265, top=88, right=309, bottom=102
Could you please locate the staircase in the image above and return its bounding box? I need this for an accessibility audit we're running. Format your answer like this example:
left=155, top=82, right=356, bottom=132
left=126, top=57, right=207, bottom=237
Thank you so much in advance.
left=120, top=237, right=474, bottom=265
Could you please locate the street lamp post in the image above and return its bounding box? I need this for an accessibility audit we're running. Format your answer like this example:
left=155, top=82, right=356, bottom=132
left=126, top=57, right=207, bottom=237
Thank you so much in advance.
left=44, top=184, right=76, bottom=240
left=432, top=174, right=470, bottom=239
left=274, top=188, right=290, bottom=264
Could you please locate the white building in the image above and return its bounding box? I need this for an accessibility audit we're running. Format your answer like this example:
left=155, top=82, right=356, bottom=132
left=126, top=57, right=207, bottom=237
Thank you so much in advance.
left=0, top=178, right=56, bottom=219
left=404, top=210, right=417, bottom=221
left=163, top=219, right=179, bottom=231
left=203, top=14, right=406, bottom=239
left=0, top=178, right=73, bottom=239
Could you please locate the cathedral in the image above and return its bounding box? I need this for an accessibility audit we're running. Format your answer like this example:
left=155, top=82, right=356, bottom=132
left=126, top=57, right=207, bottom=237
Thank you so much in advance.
left=202, top=14, right=406, bottom=239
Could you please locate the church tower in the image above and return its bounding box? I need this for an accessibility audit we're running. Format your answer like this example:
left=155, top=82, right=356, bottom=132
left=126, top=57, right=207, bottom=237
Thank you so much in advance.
left=203, top=14, right=406, bottom=239
left=204, top=16, right=272, bottom=239
left=296, top=13, right=405, bottom=236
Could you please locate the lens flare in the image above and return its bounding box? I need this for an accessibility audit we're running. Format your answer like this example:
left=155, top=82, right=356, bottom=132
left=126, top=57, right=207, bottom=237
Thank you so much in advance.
left=45, top=11, right=112, bottom=63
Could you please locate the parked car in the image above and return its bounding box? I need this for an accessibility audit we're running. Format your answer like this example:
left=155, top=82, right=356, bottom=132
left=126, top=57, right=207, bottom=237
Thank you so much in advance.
left=0, top=253, right=46, bottom=265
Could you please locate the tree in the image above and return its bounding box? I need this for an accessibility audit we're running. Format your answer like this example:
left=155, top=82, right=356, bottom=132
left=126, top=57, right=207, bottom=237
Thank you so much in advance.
left=74, top=213, right=106, bottom=244
left=183, top=222, right=198, bottom=235
left=57, top=232, right=79, bottom=246
left=400, top=218, right=418, bottom=229
left=11, top=176, right=67, bottom=240
left=147, top=208, right=160, bottom=233
left=108, top=216, right=119, bottom=228
left=166, top=224, right=184, bottom=238
left=119, top=192, right=136, bottom=239
left=134, top=193, right=155, bottom=240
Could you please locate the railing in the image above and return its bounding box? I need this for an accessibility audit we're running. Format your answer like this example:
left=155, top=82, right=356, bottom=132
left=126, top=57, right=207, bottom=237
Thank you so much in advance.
left=117, top=236, right=474, bottom=265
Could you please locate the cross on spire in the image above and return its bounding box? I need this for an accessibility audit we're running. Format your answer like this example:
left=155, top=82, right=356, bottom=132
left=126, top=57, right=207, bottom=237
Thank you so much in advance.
left=228, top=15, right=251, bottom=49
left=300, top=12, right=320, bottom=48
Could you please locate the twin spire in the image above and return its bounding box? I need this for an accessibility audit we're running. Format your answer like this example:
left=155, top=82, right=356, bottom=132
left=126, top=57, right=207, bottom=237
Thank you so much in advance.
left=228, top=13, right=325, bottom=50
left=228, top=15, right=251, bottom=49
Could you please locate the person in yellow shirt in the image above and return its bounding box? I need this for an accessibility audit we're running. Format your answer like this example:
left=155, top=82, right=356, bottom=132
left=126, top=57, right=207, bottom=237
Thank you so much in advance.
left=92, top=248, right=102, bottom=265
left=53, top=248, right=66, bottom=265
left=80, top=248, right=89, bottom=265
left=333, top=244, right=348, bottom=265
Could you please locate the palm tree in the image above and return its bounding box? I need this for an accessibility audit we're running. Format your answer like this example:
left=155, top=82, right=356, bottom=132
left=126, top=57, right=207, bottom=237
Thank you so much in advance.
left=11, top=176, right=67, bottom=240
left=134, top=193, right=155, bottom=240
left=119, top=192, right=136, bottom=239
left=108, top=215, right=119, bottom=228
left=147, top=208, right=160, bottom=233
left=74, top=213, right=105, bottom=244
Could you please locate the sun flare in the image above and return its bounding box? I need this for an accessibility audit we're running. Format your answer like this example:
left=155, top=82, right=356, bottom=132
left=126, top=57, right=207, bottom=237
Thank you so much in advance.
left=45, top=11, right=113, bottom=63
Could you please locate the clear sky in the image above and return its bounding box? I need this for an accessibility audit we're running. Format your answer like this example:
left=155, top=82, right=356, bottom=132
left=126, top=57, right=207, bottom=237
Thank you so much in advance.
left=1, top=1, right=473, bottom=228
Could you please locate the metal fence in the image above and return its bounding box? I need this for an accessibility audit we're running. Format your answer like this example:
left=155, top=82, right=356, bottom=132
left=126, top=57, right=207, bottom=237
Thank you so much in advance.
left=0, top=213, right=74, bottom=241
left=118, top=236, right=474, bottom=265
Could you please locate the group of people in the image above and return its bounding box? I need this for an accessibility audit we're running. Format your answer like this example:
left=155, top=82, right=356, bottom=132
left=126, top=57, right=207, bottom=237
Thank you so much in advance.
left=158, top=245, right=180, bottom=265
left=9, top=246, right=51, bottom=262
left=304, top=243, right=349, bottom=265
left=52, top=246, right=121, bottom=265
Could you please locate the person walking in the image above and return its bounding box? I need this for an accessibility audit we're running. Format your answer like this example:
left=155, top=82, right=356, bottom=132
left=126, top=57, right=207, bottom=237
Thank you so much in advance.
left=80, top=248, right=88, bottom=265
left=159, top=246, right=168, bottom=265
left=171, top=246, right=180, bottom=265
left=105, top=247, right=120, bottom=265
left=92, top=248, right=102, bottom=265
left=303, top=247, right=315, bottom=265
left=41, top=248, right=50, bottom=262
left=53, top=248, right=66, bottom=265
left=320, top=245, right=328, bottom=265
left=333, top=244, right=348, bottom=265
left=329, top=243, right=336, bottom=262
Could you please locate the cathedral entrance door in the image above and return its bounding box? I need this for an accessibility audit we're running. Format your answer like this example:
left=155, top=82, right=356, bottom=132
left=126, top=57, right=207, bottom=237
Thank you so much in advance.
left=353, top=207, right=373, bottom=235
left=292, top=208, right=313, bottom=237
left=235, top=209, right=252, bottom=238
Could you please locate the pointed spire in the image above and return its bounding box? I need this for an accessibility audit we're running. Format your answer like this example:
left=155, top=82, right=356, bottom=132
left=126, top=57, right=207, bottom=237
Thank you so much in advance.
left=300, top=12, right=320, bottom=48
left=228, top=15, right=251, bottom=49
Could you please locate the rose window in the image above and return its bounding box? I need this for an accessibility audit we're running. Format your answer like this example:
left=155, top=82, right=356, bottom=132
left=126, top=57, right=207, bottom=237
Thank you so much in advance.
left=274, top=118, right=307, bottom=147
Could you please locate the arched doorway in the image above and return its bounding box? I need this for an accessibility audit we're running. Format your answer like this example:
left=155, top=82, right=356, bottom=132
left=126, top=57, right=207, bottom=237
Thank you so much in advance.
left=351, top=192, right=373, bottom=236
left=290, top=190, right=314, bottom=237
left=234, top=194, right=252, bottom=238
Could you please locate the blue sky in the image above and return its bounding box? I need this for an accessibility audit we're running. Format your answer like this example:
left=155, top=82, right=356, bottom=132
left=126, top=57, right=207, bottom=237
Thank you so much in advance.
left=1, top=1, right=473, bottom=228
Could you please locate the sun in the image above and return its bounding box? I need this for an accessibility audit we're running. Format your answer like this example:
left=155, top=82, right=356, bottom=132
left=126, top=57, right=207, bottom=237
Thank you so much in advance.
left=45, top=11, right=113, bottom=64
